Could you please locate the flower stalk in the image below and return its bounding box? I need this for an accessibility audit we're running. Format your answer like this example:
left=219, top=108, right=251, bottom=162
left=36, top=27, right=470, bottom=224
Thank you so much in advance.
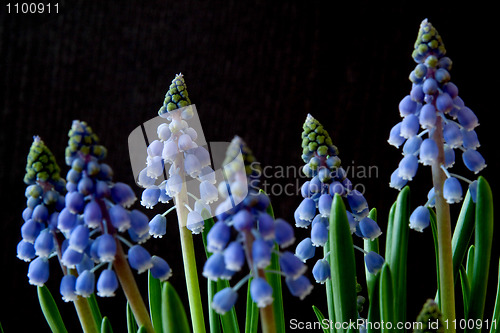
left=431, top=116, right=455, bottom=331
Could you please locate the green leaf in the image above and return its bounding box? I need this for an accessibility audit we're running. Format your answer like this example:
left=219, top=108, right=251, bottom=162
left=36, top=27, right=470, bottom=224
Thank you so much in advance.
left=207, top=279, right=221, bottom=333
left=465, top=245, right=475, bottom=291
left=137, top=326, right=147, bottom=333
left=37, top=285, right=68, bottom=333
left=451, top=190, right=476, bottom=283
left=263, top=192, right=286, bottom=333
left=387, top=186, right=409, bottom=324
left=490, top=258, right=500, bottom=333
left=245, top=277, right=259, bottom=333
left=88, top=293, right=103, bottom=329
left=161, top=282, right=191, bottom=333
left=148, top=271, right=162, bottom=333
left=379, top=264, right=394, bottom=333
left=324, top=244, right=336, bottom=333
left=384, top=202, right=397, bottom=264
left=329, top=194, right=358, bottom=333
left=467, top=177, right=494, bottom=332
left=127, top=302, right=138, bottom=333
left=312, top=306, right=330, bottom=333
left=366, top=272, right=380, bottom=333
left=459, top=266, right=471, bottom=320
left=100, top=317, right=113, bottom=333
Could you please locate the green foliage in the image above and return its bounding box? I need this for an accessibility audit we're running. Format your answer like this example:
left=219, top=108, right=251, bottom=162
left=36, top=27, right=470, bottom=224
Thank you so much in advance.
left=37, top=285, right=68, bottom=333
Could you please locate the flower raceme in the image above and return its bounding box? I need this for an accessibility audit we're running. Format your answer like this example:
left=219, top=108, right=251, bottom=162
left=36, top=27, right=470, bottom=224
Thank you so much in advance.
left=18, top=121, right=172, bottom=303
left=294, top=114, right=385, bottom=281
left=136, top=74, right=218, bottom=236
left=388, top=19, right=487, bottom=232
left=207, top=136, right=313, bottom=315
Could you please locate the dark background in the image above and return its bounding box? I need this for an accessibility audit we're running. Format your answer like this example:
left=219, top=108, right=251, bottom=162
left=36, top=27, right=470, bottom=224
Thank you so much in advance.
left=1, top=1, right=498, bottom=332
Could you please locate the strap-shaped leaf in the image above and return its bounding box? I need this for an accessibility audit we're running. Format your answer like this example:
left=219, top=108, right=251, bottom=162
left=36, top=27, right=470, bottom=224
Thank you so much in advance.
left=161, top=282, right=191, bottom=333
left=379, top=264, right=394, bottom=333
left=127, top=302, right=138, bottom=333
left=100, top=317, right=113, bottom=333
left=88, top=293, right=103, bottom=329
left=329, top=194, right=358, bottom=332
left=312, top=305, right=329, bottom=333
left=467, top=177, right=493, bottom=332
left=459, top=266, right=471, bottom=320
left=148, top=271, right=162, bottom=333
left=387, top=186, right=409, bottom=324
left=490, top=258, right=500, bottom=333
left=37, top=285, right=68, bottom=333
left=244, top=277, right=259, bottom=333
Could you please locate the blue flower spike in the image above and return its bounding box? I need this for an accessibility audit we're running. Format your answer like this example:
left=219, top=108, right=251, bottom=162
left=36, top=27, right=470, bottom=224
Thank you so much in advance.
left=203, top=135, right=311, bottom=317
left=294, top=114, right=383, bottom=280
left=389, top=19, right=487, bottom=224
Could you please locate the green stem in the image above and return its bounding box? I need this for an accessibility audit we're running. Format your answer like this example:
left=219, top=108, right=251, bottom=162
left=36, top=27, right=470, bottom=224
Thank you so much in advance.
left=431, top=116, right=456, bottom=333
left=72, top=280, right=99, bottom=333
left=113, top=240, right=154, bottom=333
left=174, top=175, right=206, bottom=333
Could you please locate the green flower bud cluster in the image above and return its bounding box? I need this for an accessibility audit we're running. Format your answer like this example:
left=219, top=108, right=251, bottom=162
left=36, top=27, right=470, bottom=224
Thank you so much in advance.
left=414, top=299, right=444, bottom=333
left=301, top=113, right=339, bottom=162
left=24, top=136, right=63, bottom=185
left=65, top=120, right=107, bottom=166
left=223, top=136, right=261, bottom=184
left=158, top=73, right=192, bottom=115
left=412, top=19, right=446, bottom=63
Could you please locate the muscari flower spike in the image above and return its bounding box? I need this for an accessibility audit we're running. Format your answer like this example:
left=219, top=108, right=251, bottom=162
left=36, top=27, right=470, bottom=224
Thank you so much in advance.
left=137, top=74, right=218, bottom=236
left=18, top=136, right=67, bottom=287
left=51, top=120, right=171, bottom=300
left=207, top=136, right=313, bottom=314
left=388, top=19, right=487, bottom=232
left=294, top=114, right=384, bottom=283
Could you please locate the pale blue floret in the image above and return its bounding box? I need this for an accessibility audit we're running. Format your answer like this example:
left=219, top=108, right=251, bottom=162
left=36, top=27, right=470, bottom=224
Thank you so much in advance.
left=32, top=204, right=49, bottom=223
left=443, top=145, right=455, bottom=168
left=346, top=190, right=368, bottom=214
left=364, top=251, right=385, bottom=274
left=279, top=251, right=307, bottom=279
left=97, top=269, right=119, bottom=297
left=295, top=237, right=316, bottom=262
left=402, top=136, right=422, bottom=156
left=110, top=182, right=137, bottom=208
left=150, top=256, right=172, bottom=281
left=397, top=154, right=419, bottom=181
left=65, top=191, right=85, bottom=214
left=128, top=245, right=153, bottom=273
left=232, top=210, right=254, bottom=231
left=310, top=219, right=328, bottom=247
left=141, top=186, right=161, bottom=209
left=17, top=240, right=36, bottom=262
left=60, top=274, right=78, bottom=302
left=456, top=107, right=479, bottom=131
left=129, top=210, right=150, bottom=238
left=186, top=211, right=205, bottom=234
left=20, top=220, right=43, bottom=243
left=318, top=194, right=332, bottom=217
left=68, top=225, right=90, bottom=253
left=285, top=275, right=314, bottom=300
left=202, top=252, right=226, bottom=280
left=296, top=197, right=316, bottom=221
left=312, top=259, right=331, bottom=283
left=57, top=208, right=78, bottom=233
left=294, top=210, right=311, bottom=228
left=252, top=238, right=272, bottom=268
left=147, top=140, right=164, bottom=157
left=359, top=217, right=382, bottom=241
left=462, top=149, right=486, bottom=174
left=419, top=138, right=439, bottom=166
left=28, top=257, right=50, bottom=286
left=257, top=213, right=275, bottom=241
left=83, top=200, right=102, bottom=229
left=75, top=270, right=95, bottom=297
left=443, top=177, right=463, bottom=204
left=184, top=153, right=202, bottom=177
left=389, top=169, right=408, bottom=191
left=109, top=204, right=131, bottom=232
left=212, top=287, right=238, bottom=315
left=200, top=180, right=218, bottom=204
left=223, top=241, right=245, bottom=271
left=409, top=205, right=430, bottom=232
left=207, top=221, right=231, bottom=253
left=61, top=248, right=84, bottom=268
left=34, top=229, right=55, bottom=258
left=400, top=114, right=420, bottom=138
left=274, top=218, right=295, bottom=248
left=461, top=129, right=480, bottom=150
left=250, top=277, right=274, bottom=307
left=388, top=123, right=406, bottom=148
left=419, top=104, right=437, bottom=129
left=97, top=234, right=117, bottom=262
left=149, top=214, right=167, bottom=238
left=443, top=122, right=463, bottom=148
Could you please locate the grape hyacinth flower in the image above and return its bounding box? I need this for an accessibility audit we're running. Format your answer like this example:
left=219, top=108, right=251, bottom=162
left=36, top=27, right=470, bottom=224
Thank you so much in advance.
left=59, top=120, right=173, bottom=331
left=206, top=136, right=313, bottom=332
left=389, top=19, right=489, bottom=328
left=389, top=19, right=487, bottom=233
left=294, top=114, right=384, bottom=284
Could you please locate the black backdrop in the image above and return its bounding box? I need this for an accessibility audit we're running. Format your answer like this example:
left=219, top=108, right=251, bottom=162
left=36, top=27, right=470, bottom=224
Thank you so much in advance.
left=1, top=1, right=498, bottom=332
